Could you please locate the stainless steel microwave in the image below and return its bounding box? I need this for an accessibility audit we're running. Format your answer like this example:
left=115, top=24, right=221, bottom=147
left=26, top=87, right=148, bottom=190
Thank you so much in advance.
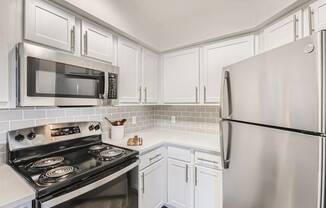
left=17, top=42, right=119, bottom=106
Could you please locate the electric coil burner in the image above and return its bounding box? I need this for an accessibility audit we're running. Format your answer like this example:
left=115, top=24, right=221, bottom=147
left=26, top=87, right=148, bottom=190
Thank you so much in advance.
left=7, top=122, right=139, bottom=208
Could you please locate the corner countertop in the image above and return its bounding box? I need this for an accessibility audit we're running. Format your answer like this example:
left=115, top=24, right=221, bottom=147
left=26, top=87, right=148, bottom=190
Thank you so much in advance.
left=0, top=164, right=35, bottom=208
left=104, top=128, right=220, bottom=154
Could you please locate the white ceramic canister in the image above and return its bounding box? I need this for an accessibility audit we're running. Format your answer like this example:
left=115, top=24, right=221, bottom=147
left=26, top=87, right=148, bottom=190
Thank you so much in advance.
left=110, top=125, right=125, bottom=140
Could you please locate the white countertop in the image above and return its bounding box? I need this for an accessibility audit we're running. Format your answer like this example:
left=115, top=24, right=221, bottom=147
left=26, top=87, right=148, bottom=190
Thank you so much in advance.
left=104, top=128, right=220, bottom=154
left=0, top=164, right=35, bottom=208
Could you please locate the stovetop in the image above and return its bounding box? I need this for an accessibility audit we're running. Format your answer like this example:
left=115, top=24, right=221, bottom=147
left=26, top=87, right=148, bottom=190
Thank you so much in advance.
left=12, top=142, right=138, bottom=197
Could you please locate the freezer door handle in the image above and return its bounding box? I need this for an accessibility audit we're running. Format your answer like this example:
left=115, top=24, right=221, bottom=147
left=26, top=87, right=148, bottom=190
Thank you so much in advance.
left=221, top=71, right=232, bottom=119
left=221, top=120, right=232, bottom=169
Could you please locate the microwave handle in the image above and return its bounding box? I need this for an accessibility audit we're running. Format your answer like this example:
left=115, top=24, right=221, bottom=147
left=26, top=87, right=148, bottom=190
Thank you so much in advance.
left=39, top=161, right=139, bottom=208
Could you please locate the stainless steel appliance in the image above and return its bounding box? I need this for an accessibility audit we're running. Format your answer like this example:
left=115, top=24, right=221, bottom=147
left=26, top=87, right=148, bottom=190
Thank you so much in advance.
left=17, top=42, right=119, bottom=106
left=220, top=31, right=326, bottom=208
left=7, top=122, right=138, bottom=208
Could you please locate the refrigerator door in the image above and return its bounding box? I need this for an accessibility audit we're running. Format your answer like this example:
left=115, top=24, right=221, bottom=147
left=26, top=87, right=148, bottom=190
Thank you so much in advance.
left=221, top=120, right=323, bottom=208
left=221, top=31, right=326, bottom=133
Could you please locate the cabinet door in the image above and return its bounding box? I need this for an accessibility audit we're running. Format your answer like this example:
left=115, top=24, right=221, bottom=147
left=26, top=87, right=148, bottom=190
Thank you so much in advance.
left=202, top=36, right=254, bottom=104
left=167, top=159, right=192, bottom=208
left=163, top=48, right=200, bottom=103
left=81, top=21, right=114, bottom=63
left=117, top=37, right=141, bottom=103
left=140, top=159, right=166, bottom=208
left=311, top=0, right=326, bottom=32
left=263, top=11, right=302, bottom=51
left=142, top=49, right=159, bottom=104
left=194, top=166, right=222, bottom=208
left=24, top=0, right=75, bottom=52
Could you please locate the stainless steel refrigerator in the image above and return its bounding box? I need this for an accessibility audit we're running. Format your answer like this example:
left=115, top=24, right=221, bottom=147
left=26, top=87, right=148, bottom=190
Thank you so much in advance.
left=220, top=31, right=326, bottom=208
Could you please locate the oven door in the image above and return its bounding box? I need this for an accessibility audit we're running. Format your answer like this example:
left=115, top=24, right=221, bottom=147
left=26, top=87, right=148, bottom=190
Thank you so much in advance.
left=38, top=161, right=138, bottom=208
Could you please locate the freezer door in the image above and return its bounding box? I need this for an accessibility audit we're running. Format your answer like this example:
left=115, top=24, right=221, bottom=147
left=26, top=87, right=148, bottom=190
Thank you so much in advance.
left=221, top=120, right=323, bottom=208
left=221, top=31, right=326, bottom=133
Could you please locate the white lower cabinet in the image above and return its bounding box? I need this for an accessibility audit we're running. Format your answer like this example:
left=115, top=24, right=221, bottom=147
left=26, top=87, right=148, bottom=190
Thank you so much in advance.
left=194, top=166, right=222, bottom=208
left=167, top=158, right=193, bottom=208
left=14, top=202, right=32, bottom=208
left=139, top=158, right=166, bottom=208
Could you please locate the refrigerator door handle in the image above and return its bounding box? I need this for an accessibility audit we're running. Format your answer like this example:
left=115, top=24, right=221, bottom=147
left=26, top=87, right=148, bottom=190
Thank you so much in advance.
left=221, top=120, right=232, bottom=169
left=221, top=71, right=232, bottom=119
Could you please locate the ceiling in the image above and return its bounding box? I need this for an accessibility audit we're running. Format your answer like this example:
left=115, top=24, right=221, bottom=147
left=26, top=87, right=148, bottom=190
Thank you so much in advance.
left=56, top=0, right=308, bottom=52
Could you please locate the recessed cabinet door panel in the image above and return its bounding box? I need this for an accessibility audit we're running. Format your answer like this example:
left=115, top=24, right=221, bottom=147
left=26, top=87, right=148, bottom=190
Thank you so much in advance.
left=140, top=159, right=166, bottom=208
left=195, top=166, right=222, bottom=208
left=263, top=11, right=302, bottom=51
left=142, top=49, right=159, bottom=104
left=118, top=38, right=141, bottom=103
left=82, top=21, right=113, bottom=63
left=25, top=0, right=75, bottom=52
left=202, top=36, right=254, bottom=103
left=167, top=159, right=192, bottom=208
left=163, top=48, right=200, bottom=103
left=311, top=0, right=326, bottom=31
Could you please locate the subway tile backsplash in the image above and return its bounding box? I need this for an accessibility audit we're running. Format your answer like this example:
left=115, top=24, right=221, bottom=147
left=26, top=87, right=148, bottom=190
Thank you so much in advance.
left=0, top=105, right=220, bottom=163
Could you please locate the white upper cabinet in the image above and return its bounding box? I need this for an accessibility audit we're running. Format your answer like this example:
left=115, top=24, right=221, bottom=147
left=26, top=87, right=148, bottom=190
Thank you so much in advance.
left=117, top=37, right=141, bottom=103
left=263, top=11, right=302, bottom=51
left=194, top=166, right=222, bottom=208
left=142, top=49, right=160, bottom=104
left=140, top=159, right=166, bottom=208
left=24, top=0, right=76, bottom=52
left=201, top=36, right=254, bottom=104
left=163, top=48, right=200, bottom=104
left=310, top=0, right=326, bottom=32
left=167, top=159, right=193, bottom=208
left=81, top=20, right=114, bottom=63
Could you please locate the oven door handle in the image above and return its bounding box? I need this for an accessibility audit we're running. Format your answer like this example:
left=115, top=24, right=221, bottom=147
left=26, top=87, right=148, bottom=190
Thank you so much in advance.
left=40, top=161, right=139, bottom=208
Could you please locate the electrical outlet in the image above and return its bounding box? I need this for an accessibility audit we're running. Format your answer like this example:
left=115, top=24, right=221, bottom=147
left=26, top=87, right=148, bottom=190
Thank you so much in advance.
left=171, top=116, right=176, bottom=124
left=132, top=116, right=137, bottom=124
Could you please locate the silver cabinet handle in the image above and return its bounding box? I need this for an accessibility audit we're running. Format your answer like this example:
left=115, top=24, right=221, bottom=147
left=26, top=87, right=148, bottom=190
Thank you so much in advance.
left=308, top=7, right=315, bottom=35
left=84, top=31, right=88, bottom=55
left=139, top=86, right=142, bottom=103
left=185, top=164, right=189, bottom=183
left=142, top=172, right=145, bottom=194
left=195, top=86, right=199, bottom=103
left=195, top=166, right=198, bottom=186
left=70, top=26, right=75, bottom=52
left=293, top=15, right=298, bottom=40
left=144, top=87, right=148, bottom=103
left=204, top=86, right=207, bottom=103
left=149, top=154, right=161, bottom=162
left=197, top=158, right=218, bottom=164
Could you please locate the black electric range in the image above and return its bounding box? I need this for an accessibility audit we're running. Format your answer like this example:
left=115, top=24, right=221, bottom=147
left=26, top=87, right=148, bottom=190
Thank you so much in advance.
left=7, top=122, right=139, bottom=207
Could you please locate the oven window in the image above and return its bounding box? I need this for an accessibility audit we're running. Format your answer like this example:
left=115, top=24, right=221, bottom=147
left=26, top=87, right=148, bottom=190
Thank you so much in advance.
left=53, top=173, right=138, bottom=208
left=27, top=57, right=105, bottom=99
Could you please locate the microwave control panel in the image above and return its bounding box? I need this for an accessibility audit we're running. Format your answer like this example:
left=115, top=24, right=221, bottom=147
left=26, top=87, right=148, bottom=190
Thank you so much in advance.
left=108, top=73, right=118, bottom=99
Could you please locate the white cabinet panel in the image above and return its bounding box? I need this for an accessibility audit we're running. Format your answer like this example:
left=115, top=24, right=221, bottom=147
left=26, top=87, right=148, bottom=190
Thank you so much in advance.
left=82, top=21, right=114, bottom=63
left=194, top=166, right=222, bottom=208
left=140, top=159, right=166, bottom=208
left=24, top=0, right=75, bottom=52
left=117, top=37, right=141, bottom=103
left=263, top=11, right=302, bottom=51
left=202, top=36, right=254, bottom=103
left=142, top=49, right=159, bottom=104
left=167, top=158, right=192, bottom=208
left=311, top=0, right=326, bottom=32
left=163, top=48, right=200, bottom=104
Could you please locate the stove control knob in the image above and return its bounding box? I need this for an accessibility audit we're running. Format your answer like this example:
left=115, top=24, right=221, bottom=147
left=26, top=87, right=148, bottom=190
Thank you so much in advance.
left=94, top=124, right=101, bottom=131
left=88, top=125, right=95, bottom=131
left=15, top=134, right=25, bottom=141
left=27, top=132, right=36, bottom=140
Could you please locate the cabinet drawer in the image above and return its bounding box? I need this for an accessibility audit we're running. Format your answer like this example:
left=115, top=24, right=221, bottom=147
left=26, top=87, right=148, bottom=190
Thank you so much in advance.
left=168, top=146, right=191, bottom=162
left=139, top=146, right=166, bottom=170
left=195, top=151, right=221, bottom=169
